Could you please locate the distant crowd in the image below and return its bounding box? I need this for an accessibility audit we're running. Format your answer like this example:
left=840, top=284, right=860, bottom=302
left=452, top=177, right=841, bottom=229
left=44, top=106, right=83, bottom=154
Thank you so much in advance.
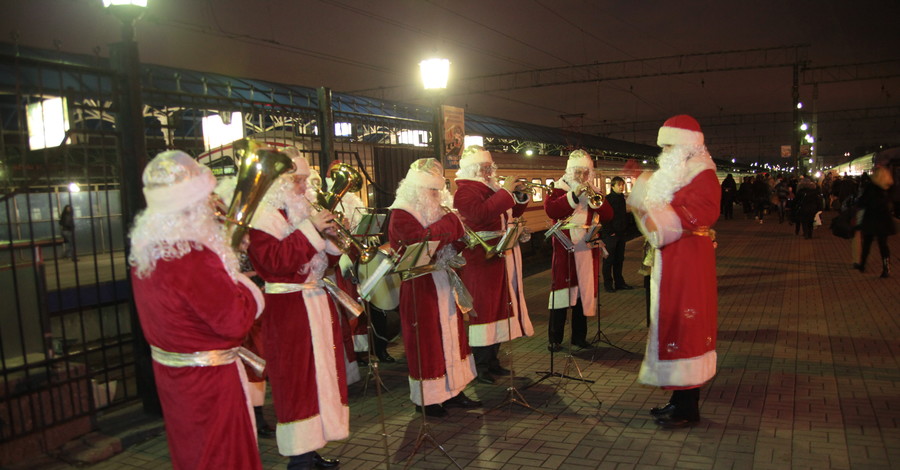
left=718, top=168, right=896, bottom=277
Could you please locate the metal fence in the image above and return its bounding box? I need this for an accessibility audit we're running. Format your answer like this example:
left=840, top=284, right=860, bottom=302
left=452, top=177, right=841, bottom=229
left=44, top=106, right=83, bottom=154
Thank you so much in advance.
left=0, top=49, right=438, bottom=451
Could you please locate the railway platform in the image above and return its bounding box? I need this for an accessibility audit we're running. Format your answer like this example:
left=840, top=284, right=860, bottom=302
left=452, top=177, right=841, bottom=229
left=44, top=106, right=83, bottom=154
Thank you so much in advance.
left=9, top=210, right=899, bottom=470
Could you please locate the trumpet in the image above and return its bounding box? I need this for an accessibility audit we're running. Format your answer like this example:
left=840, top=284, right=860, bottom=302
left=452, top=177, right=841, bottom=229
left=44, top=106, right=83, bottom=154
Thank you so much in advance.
left=578, top=184, right=604, bottom=207
left=442, top=206, right=498, bottom=260
left=498, top=177, right=554, bottom=195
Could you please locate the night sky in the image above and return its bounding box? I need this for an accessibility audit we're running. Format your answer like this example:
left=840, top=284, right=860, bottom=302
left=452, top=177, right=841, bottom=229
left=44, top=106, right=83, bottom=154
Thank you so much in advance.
left=3, top=0, right=898, bottom=164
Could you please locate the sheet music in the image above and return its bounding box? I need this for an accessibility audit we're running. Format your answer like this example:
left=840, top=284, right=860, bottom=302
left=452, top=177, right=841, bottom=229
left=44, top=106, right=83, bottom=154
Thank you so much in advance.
left=495, top=221, right=525, bottom=252
left=352, top=212, right=386, bottom=236
left=393, top=240, right=439, bottom=272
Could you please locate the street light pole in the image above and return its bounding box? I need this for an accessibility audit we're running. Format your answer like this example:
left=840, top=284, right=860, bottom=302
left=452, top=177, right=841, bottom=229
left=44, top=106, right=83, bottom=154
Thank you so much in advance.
left=420, top=58, right=450, bottom=166
left=105, top=0, right=160, bottom=415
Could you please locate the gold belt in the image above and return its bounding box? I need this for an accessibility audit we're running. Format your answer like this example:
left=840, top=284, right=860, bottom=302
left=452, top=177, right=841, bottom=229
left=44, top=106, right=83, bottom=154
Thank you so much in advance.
left=265, top=280, right=363, bottom=317
left=265, top=281, right=321, bottom=294
left=150, top=345, right=238, bottom=368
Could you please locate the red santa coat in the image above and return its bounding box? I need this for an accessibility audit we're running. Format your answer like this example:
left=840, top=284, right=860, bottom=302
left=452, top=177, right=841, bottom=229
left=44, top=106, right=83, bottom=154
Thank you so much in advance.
left=634, top=166, right=719, bottom=388
left=131, top=248, right=262, bottom=470
left=453, top=179, right=533, bottom=346
left=248, top=212, right=349, bottom=456
left=388, top=208, right=476, bottom=406
left=543, top=182, right=613, bottom=316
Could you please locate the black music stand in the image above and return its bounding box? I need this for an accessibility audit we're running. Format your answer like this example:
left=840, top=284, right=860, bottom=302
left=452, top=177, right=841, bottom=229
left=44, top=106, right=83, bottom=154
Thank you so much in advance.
left=526, top=221, right=603, bottom=411
left=392, top=238, right=463, bottom=470
left=483, top=221, right=553, bottom=422
left=585, top=234, right=636, bottom=361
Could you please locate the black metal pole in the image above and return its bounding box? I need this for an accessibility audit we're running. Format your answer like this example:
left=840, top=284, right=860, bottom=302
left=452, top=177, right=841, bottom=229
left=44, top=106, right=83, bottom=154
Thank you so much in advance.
left=109, top=16, right=160, bottom=416
left=792, top=63, right=802, bottom=177
left=317, top=87, right=335, bottom=177
left=431, top=95, right=445, bottom=166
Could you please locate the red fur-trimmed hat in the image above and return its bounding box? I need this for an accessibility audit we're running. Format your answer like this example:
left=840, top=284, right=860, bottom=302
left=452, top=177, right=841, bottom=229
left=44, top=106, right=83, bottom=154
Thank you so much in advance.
left=657, top=114, right=704, bottom=147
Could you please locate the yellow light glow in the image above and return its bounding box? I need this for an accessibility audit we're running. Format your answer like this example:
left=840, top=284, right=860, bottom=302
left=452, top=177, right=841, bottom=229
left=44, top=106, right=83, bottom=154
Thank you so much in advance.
left=202, top=112, right=244, bottom=151
left=26, top=97, right=70, bottom=150
left=419, top=58, right=450, bottom=90
left=103, top=0, right=148, bottom=7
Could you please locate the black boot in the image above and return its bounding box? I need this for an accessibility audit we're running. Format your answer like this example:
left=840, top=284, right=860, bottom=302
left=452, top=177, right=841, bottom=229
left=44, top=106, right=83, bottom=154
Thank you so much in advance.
left=882, top=257, right=891, bottom=278
left=287, top=452, right=314, bottom=470
left=655, top=388, right=700, bottom=428
left=254, top=406, right=275, bottom=438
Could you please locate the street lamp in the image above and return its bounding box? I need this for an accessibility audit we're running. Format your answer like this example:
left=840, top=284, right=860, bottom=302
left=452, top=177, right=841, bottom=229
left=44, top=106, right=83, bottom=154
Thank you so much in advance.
left=103, top=0, right=158, bottom=415
left=419, top=58, right=449, bottom=164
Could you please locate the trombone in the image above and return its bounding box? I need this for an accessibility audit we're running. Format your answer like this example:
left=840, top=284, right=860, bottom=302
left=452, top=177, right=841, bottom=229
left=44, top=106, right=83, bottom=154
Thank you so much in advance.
left=441, top=206, right=499, bottom=260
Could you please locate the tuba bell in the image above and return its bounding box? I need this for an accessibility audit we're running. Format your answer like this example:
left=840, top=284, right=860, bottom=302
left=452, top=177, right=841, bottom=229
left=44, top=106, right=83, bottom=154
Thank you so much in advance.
left=221, top=138, right=295, bottom=251
left=310, top=161, right=379, bottom=263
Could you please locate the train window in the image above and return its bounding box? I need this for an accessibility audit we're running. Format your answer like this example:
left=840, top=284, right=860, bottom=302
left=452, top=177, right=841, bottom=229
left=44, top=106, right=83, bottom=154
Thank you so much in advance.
left=531, top=178, right=543, bottom=202
left=625, top=177, right=634, bottom=194
left=604, top=177, right=611, bottom=194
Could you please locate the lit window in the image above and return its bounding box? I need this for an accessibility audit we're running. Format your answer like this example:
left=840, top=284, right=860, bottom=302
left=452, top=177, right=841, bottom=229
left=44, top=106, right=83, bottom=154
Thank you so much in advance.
left=26, top=97, right=70, bottom=150
left=202, top=112, right=243, bottom=151
left=531, top=178, right=543, bottom=202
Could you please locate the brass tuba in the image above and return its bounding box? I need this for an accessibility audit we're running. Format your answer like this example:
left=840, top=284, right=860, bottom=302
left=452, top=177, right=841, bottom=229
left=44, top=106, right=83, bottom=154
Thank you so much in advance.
left=310, top=161, right=378, bottom=263
left=221, top=138, right=295, bottom=251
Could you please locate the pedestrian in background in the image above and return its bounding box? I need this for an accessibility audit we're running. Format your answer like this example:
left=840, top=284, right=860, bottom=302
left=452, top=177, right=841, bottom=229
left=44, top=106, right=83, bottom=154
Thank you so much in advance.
left=854, top=165, right=895, bottom=278
left=59, top=204, right=76, bottom=261
left=602, top=176, right=634, bottom=293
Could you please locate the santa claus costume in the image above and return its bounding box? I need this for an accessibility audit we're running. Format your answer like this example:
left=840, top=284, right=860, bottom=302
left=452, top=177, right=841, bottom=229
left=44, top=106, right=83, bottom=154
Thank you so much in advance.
left=543, top=150, right=613, bottom=349
left=628, top=115, right=719, bottom=428
left=247, top=149, right=348, bottom=469
left=129, top=151, right=265, bottom=470
left=388, top=158, right=479, bottom=417
left=453, top=145, right=533, bottom=384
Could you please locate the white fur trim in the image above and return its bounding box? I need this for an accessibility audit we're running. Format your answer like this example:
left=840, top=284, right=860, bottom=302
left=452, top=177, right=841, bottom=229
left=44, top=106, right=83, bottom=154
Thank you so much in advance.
left=252, top=206, right=294, bottom=241
left=458, top=149, right=492, bottom=167
left=275, top=288, right=349, bottom=456
left=297, top=219, right=326, bottom=252
left=643, top=205, right=684, bottom=248
left=143, top=173, right=215, bottom=214
left=235, top=273, right=266, bottom=318
left=566, top=150, right=593, bottom=171
left=657, top=126, right=704, bottom=147
left=405, top=169, right=445, bottom=190
left=638, top=249, right=717, bottom=386
left=408, top=270, right=476, bottom=406
left=236, top=362, right=258, bottom=446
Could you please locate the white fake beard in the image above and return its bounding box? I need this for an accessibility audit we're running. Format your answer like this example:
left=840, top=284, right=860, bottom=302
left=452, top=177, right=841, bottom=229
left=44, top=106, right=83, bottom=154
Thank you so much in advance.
left=395, top=180, right=451, bottom=227
left=129, top=203, right=240, bottom=280
left=456, top=164, right=502, bottom=191
left=644, top=146, right=693, bottom=208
